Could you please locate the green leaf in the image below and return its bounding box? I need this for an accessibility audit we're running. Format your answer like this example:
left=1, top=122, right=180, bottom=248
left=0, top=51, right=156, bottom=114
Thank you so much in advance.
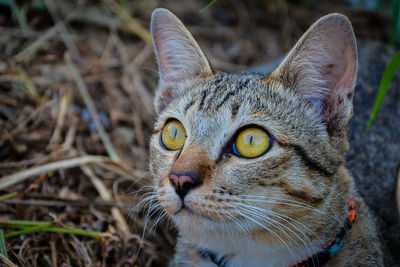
left=200, top=0, right=218, bottom=12
left=0, top=220, right=102, bottom=239
left=365, top=50, right=400, bottom=132
left=0, top=219, right=50, bottom=228
left=0, top=192, right=17, bottom=202
left=31, top=0, right=45, bottom=10
left=5, top=222, right=52, bottom=238
left=390, top=0, right=400, bottom=45
left=0, top=0, right=45, bottom=10
left=0, top=229, right=7, bottom=258
left=42, top=227, right=101, bottom=237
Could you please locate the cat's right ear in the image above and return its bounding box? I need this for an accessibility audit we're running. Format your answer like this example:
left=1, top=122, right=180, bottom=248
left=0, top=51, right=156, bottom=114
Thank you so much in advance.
left=151, top=8, right=213, bottom=114
left=271, top=14, right=357, bottom=140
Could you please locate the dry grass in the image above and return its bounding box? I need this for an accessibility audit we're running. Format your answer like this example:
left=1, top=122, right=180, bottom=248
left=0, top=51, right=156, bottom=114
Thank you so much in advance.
left=0, top=0, right=390, bottom=266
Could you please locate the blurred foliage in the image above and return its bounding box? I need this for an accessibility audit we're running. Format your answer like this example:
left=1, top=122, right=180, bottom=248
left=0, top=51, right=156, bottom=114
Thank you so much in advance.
left=366, top=49, right=400, bottom=131
left=0, top=228, right=7, bottom=259
left=366, top=0, right=400, bottom=131
left=1, top=219, right=101, bottom=239
left=391, top=0, right=400, bottom=45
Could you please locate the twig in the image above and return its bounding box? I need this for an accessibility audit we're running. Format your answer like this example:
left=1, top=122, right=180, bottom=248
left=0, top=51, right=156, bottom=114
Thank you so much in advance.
left=13, top=0, right=79, bottom=62
left=0, top=157, right=47, bottom=169
left=0, top=155, right=108, bottom=190
left=26, top=173, right=48, bottom=192
left=103, top=0, right=151, bottom=44
left=3, top=198, right=132, bottom=211
left=68, top=9, right=148, bottom=39
left=0, top=26, right=41, bottom=38
left=94, top=159, right=150, bottom=183
left=69, top=235, right=92, bottom=264
left=112, top=36, right=153, bottom=154
left=0, top=253, right=18, bottom=267
left=61, top=116, right=77, bottom=151
left=49, top=89, right=70, bottom=145
left=81, top=165, right=130, bottom=234
left=14, top=25, right=59, bottom=61
left=15, top=66, right=39, bottom=102
left=0, top=99, right=55, bottom=145
left=0, top=192, right=18, bottom=202
left=0, top=93, right=17, bottom=106
left=127, top=44, right=155, bottom=116
left=45, top=1, right=121, bottom=163
left=66, top=55, right=120, bottom=163
left=50, top=238, right=57, bottom=267
left=44, top=0, right=82, bottom=62
left=397, top=167, right=400, bottom=214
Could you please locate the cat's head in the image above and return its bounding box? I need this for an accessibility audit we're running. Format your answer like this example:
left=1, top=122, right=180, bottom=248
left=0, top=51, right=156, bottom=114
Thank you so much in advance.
left=149, top=8, right=357, bottom=239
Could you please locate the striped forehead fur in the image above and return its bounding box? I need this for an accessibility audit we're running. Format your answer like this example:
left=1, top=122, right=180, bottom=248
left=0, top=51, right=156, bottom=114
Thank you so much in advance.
left=154, top=73, right=344, bottom=174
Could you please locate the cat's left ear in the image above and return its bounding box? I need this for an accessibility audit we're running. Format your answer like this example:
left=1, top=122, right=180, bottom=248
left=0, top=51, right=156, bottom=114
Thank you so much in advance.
left=151, top=8, right=213, bottom=114
left=272, top=14, right=357, bottom=137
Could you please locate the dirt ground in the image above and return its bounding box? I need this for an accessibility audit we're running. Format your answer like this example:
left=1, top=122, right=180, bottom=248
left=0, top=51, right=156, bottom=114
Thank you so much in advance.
left=0, top=0, right=395, bottom=266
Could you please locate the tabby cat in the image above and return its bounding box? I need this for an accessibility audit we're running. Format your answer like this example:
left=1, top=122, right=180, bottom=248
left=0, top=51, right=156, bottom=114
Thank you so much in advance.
left=148, top=8, right=383, bottom=266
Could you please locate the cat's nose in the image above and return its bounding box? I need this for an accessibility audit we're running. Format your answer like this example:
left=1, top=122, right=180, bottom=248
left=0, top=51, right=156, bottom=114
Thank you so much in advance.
left=169, top=172, right=202, bottom=200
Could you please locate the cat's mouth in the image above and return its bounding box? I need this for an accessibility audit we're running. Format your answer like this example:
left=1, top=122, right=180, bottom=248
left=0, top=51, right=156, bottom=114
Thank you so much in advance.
left=173, top=205, right=185, bottom=215
left=174, top=204, right=196, bottom=215
left=174, top=204, right=214, bottom=221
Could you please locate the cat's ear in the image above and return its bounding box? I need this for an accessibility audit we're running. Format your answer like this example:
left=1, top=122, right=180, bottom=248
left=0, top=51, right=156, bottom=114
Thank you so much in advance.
left=272, top=14, right=357, bottom=137
left=151, top=8, right=213, bottom=114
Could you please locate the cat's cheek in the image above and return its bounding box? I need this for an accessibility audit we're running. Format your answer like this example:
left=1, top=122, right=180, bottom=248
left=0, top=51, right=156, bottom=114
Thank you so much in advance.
left=159, top=184, right=182, bottom=215
left=149, top=138, right=177, bottom=184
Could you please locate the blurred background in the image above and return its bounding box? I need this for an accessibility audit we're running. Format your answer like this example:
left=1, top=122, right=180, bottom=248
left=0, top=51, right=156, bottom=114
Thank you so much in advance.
left=0, top=0, right=398, bottom=266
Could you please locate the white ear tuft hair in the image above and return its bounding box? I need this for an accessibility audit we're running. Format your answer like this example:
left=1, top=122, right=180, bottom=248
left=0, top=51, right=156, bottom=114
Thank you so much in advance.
left=273, top=13, right=357, bottom=136
left=151, top=8, right=213, bottom=113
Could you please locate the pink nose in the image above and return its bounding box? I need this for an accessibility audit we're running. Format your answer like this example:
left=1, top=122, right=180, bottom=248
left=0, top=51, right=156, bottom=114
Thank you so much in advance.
left=169, top=172, right=201, bottom=199
left=169, top=173, right=194, bottom=187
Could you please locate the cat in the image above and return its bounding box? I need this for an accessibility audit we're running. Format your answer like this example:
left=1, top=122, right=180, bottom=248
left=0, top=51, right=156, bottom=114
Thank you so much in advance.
left=148, top=8, right=383, bottom=266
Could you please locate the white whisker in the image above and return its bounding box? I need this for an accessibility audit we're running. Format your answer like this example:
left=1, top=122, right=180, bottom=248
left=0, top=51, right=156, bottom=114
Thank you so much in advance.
left=305, top=179, right=346, bottom=228
left=233, top=201, right=318, bottom=266
left=237, top=196, right=327, bottom=216
left=224, top=201, right=298, bottom=263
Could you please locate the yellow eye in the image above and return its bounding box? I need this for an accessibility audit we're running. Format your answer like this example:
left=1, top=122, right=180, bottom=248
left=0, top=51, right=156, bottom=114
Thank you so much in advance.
left=161, top=120, right=186, bottom=150
left=233, top=127, right=271, bottom=158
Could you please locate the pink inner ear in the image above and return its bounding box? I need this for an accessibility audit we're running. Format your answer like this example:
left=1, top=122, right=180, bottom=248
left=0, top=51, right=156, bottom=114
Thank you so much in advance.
left=323, top=42, right=357, bottom=113
left=322, top=62, right=344, bottom=91
left=320, top=28, right=356, bottom=96
left=336, top=49, right=357, bottom=93
left=297, top=15, right=357, bottom=105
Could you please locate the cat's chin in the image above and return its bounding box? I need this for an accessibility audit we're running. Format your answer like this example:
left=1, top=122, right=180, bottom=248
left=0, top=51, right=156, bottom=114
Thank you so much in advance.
left=171, top=207, right=220, bottom=231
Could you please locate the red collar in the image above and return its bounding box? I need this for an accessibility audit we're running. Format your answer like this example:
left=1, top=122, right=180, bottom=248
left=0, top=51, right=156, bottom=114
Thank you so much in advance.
left=289, top=199, right=356, bottom=267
